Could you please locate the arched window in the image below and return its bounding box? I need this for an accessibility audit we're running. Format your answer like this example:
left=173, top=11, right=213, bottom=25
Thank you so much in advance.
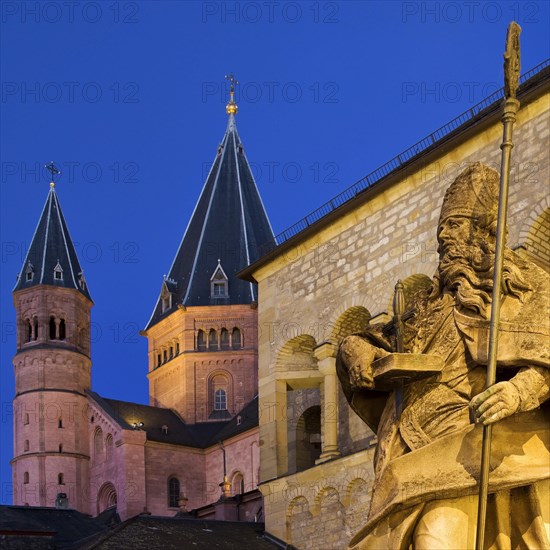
left=209, top=373, right=230, bottom=416
left=58, top=473, right=64, bottom=485
left=220, top=328, right=229, bottom=350
left=49, top=316, right=56, bottom=340
left=168, top=477, right=180, bottom=508
left=214, top=389, right=227, bottom=411
left=105, top=434, right=114, bottom=461
left=59, top=444, right=63, bottom=453
left=232, top=327, right=242, bottom=349
left=24, top=440, right=29, bottom=452
left=23, top=472, right=29, bottom=484
left=58, top=319, right=66, bottom=340
left=197, top=330, right=206, bottom=351
left=169, top=346, right=173, bottom=359
left=25, top=320, right=32, bottom=343
left=209, top=329, right=218, bottom=350
left=157, top=354, right=161, bottom=367
left=94, top=427, right=104, bottom=461
left=33, top=318, right=38, bottom=341
left=232, top=472, right=244, bottom=495
left=163, top=349, right=167, bottom=363
left=175, top=342, right=180, bottom=355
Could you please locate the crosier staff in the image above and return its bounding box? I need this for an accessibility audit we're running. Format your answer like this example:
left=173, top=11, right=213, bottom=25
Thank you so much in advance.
left=475, top=21, right=521, bottom=549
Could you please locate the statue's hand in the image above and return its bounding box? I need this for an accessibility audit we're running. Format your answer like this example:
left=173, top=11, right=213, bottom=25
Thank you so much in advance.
left=338, top=336, right=388, bottom=391
left=469, top=382, right=520, bottom=425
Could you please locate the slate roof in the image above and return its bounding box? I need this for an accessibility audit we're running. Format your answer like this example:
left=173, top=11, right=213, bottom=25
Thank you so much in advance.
left=147, top=114, right=274, bottom=328
left=0, top=505, right=109, bottom=549
left=88, top=392, right=259, bottom=448
left=13, top=185, right=92, bottom=301
left=81, top=516, right=284, bottom=549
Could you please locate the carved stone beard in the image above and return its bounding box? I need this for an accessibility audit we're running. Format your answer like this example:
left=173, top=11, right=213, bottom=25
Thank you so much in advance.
left=432, top=234, right=531, bottom=318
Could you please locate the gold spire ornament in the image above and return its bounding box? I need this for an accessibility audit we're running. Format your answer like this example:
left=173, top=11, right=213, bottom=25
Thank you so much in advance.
left=225, top=73, right=238, bottom=115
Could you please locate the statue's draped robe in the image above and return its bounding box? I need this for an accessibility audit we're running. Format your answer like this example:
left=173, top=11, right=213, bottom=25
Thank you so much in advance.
left=338, top=259, right=550, bottom=549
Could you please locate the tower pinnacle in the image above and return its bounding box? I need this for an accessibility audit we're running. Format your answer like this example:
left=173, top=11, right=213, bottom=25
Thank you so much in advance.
left=225, top=73, right=238, bottom=115
left=146, top=85, right=274, bottom=328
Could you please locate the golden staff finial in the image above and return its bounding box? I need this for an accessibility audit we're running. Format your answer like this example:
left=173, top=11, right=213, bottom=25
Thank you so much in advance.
left=225, top=73, right=238, bottom=115
left=504, top=22, right=521, bottom=99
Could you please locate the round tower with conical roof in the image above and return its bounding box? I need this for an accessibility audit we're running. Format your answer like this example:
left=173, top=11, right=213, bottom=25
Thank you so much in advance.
left=12, top=177, right=93, bottom=510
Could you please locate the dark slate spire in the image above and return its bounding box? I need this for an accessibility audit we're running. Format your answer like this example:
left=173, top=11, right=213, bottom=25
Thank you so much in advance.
left=147, top=88, right=274, bottom=328
left=14, top=182, right=92, bottom=301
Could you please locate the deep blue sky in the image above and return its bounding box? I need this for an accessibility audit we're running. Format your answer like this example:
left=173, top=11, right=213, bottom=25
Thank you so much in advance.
left=1, top=1, right=549, bottom=503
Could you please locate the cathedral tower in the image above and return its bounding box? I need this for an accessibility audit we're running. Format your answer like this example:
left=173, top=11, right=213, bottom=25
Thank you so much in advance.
left=12, top=179, right=93, bottom=509
left=144, top=78, right=274, bottom=423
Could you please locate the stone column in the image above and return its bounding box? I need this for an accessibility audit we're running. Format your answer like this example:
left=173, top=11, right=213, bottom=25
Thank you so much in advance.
left=314, top=342, right=341, bottom=462
left=259, top=378, right=288, bottom=480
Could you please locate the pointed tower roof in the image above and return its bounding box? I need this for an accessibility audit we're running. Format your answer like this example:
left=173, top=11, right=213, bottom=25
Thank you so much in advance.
left=14, top=180, right=92, bottom=301
left=147, top=77, right=274, bottom=328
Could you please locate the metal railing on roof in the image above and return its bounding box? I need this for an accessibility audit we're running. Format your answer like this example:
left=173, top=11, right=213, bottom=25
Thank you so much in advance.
left=266, top=58, right=549, bottom=250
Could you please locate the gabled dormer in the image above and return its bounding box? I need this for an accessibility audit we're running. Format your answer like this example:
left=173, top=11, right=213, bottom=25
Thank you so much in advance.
left=160, top=277, right=177, bottom=313
left=24, top=262, right=34, bottom=282
left=210, top=260, right=229, bottom=303
left=53, top=260, right=64, bottom=282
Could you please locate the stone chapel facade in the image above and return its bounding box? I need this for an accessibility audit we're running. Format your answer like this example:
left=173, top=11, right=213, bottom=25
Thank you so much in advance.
left=11, top=90, right=273, bottom=521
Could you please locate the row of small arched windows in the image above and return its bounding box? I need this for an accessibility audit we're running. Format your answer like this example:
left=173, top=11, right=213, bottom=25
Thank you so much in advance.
left=24, top=316, right=66, bottom=343
left=197, top=327, right=242, bottom=351
left=153, top=328, right=243, bottom=367
left=156, top=341, right=180, bottom=368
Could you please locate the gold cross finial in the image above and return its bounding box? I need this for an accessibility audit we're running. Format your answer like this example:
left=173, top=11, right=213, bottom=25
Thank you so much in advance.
left=45, top=161, right=61, bottom=187
left=225, top=73, right=238, bottom=115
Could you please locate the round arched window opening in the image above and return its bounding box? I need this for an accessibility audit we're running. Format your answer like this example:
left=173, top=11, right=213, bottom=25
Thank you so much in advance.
left=197, top=330, right=206, bottom=351
left=231, top=328, right=242, bottom=349
left=168, top=477, right=180, bottom=508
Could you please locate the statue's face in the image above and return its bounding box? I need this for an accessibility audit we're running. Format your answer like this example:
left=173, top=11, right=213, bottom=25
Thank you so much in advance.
left=437, top=216, right=472, bottom=257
